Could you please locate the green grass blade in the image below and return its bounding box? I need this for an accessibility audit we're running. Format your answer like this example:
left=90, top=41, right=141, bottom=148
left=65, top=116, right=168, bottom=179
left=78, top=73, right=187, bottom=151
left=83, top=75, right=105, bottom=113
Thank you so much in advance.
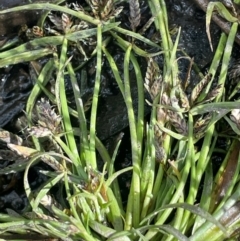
left=67, top=65, right=91, bottom=167
left=124, top=45, right=140, bottom=229
left=190, top=101, right=240, bottom=115
left=32, top=173, right=64, bottom=210
left=114, top=26, right=160, bottom=48
left=57, top=38, right=81, bottom=169
left=89, top=24, right=102, bottom=168
left=0, top=48, right=53, bottom=67
left=0, top=3, right=100, bottom=25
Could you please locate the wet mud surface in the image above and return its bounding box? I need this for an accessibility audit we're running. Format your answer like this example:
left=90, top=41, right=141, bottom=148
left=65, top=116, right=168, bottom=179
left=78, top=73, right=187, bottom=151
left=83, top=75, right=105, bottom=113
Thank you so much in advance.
left=0, top=0, right=238, bottom=211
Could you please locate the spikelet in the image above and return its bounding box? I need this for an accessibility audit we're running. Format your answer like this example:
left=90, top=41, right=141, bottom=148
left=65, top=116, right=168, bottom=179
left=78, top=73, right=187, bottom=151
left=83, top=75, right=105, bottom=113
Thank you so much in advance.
left=154, top=136, right=166, bottom=163
left=129, top=0, right=141, bottom=31
left=156, top=92, right=169, bottom=124
left=86, top=0, right=115, bottom=20
left=178, top=85, right=190, bottom=110
left=48, top=14, right=63, bottom=30
left=161, top=92, right=170, bottom=106
left=48, top=13, right=73, bottom=33
left=228, top=59, right=240, bottom=98
left=190, top=73, right=212, bottom=105
left=61, top=13, right=73, bottom=32
left=110, top=6, right=124, bottom=19
left=194, top=113, right=212, bottom=139
left=86, top=0, right=99, bottom=17
left=41, top=154, right=65, bottom=172
left=230, top=109, right=240, bottom=129
left=144, top=58, right=161, bottom=99
left=30, top=26, right=44, bottom=38
left=0, top=129, right=23, bottom=145
left=154, top=124, right=162, bottom=144
left=202, top=84, right=223, bottom=103
left=154, top=92, right=169, bottom=141
left=71, top=21, right=89, bottom=32
left=35, top=98, right=62, bottom=135
left=27, top=126, right=52, bottom=138
left=144, top=58, right=155, bottom=90
left=72, top=3, right=86, bottom=13
left=168, top=111, right=188, bottom=136
left=229, top=59, right=240, bottom=84
left=101, top=0, right=114, bottom=19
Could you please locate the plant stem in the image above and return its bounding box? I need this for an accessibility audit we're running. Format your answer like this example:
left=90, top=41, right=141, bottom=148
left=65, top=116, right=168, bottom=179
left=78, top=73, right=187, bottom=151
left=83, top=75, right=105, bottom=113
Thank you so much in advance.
left=89, top=24, right=102, bottom=169
left=124, top=45, right=141, bottom=229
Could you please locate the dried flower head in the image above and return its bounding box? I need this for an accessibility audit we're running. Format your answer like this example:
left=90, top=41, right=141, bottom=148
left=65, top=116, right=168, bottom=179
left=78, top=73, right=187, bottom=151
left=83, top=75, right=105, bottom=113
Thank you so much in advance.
left=203, top=84, right=223, bottom=103
left=27, top=126, right=52, bottom=138
left=35, top=98, right=62, bottom=135
left=229, top=59, right=240, bottom=85
left=230, top=108, right=240, bottom=129
left=168, top=111, right=188, bottom=136
left=194, top=113, right=212, bottom=139
left=48, top=13, right=73, bottom=34
left=0, top=129, right=23, bottom=145
left=154, top=136, right=166, bottom=163
left=190, top=73, right=212, bottom=105
left=178, top=85, right=190, bottom=110
left=144, top=58, right=162, bottom=99
left=129, top=0, right=141, bottom=31
left=85, top=0, right=120, bottom=20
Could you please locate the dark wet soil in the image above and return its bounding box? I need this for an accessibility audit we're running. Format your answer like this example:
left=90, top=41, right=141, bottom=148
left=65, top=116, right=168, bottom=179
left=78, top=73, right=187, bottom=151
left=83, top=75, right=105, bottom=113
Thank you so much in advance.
left=0, top=0, right=238, bottom=212
left=0, top=0, right=54, bottom=35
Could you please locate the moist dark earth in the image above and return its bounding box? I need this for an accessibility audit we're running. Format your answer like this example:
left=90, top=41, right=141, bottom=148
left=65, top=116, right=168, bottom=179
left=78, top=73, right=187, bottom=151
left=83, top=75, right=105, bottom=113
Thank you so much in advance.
left=0, top=0, right=239, bottom=212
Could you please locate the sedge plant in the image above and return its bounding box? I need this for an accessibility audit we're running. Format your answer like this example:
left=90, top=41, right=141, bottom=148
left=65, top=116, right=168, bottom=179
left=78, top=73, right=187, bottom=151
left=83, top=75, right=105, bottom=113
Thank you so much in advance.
left=0, top=0, right=240, bottom=241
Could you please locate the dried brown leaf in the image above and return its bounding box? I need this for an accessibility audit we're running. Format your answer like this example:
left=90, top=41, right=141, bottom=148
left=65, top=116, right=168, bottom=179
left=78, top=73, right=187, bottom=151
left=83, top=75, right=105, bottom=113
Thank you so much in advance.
left=7, top=144, right=38, bottom=158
